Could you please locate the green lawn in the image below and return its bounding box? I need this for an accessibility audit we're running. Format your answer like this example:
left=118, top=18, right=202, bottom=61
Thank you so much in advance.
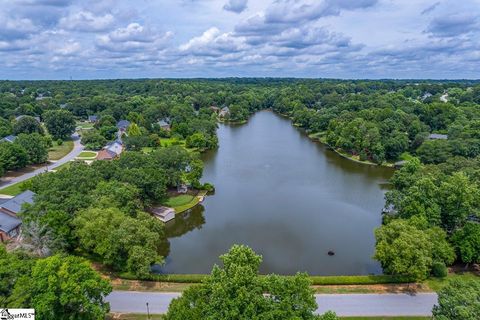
left=77, top=151, right=97, bottom=158
left=160, top=138, right=185, bottom=148
left=426, top=272, right=479, bottom=292
left=165, top=194, right=195, bottom=207
left=0, top=181, right=27, bottom=196
left=76, top=121, right=94, bottom=130
left=48, top=139, right=74, bottom=160
left=165, top=191, right=207, bottom=213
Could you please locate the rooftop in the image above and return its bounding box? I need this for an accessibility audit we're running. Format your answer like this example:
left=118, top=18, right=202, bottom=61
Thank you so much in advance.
left=0, top=190, right=36, bottom=214
left=0, top=211, right=21, bottom=233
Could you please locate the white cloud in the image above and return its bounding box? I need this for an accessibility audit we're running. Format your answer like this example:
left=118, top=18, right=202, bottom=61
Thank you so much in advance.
left=59, top=11, right=115, bottom=32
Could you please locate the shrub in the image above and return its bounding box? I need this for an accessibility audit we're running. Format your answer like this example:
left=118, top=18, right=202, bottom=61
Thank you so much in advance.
left=432, top=262, right=448, bottom=278
left=56, top=139, right=63, bottom=146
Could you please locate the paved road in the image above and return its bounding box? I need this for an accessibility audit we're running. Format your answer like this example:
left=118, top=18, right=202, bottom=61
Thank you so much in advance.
left=0, top=133, right=84, bottom=190
left=107, top=291, right=437, bottom=316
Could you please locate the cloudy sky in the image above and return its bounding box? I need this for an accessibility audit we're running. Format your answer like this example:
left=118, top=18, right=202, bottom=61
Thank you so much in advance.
left=0, top=0, right=479, bottom=79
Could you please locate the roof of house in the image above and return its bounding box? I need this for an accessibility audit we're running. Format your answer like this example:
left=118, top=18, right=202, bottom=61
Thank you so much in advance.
left=96, top=149, right=117, bottom=160
left=0, top=211, right=21, bottom=233
left=149, top=206, right=175, bottom=218
left=0, top=190, right=36, bottom=214
left=116, top=120, right=130, bottom=129
left=88, top=115, right=98, bottom=121
left=429, top=133, right=448, bottom=140
left=158, top=120, right=170, bottom=127
left=106, top=140, right=123, bottom=155
left=1, top=135, right=17, bottom=143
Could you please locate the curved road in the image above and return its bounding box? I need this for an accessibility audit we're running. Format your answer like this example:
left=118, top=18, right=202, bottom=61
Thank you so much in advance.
left=0, top=133, right=84, bottom=190
left=107, top=291, right=437, bottom=316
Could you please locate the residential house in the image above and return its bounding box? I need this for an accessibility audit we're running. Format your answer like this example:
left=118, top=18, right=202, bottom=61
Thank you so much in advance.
left=149, top=206, right=175, bottom=223
left=0, top=190, right=36, bottom=242
left=440, top=93, right=449, bottom=103
left=421, top=92, right=433, bottom=101
left=209, top=106, right=220, bottom=113
left=219, top=106, right=230, bottom=118
left=428, top=133, right=448, bottom=140
left=157, top=119, right=171, bottom=131
left=96, top=140, right=124, bottom=161
left=0, top=135, right=17, bottom=143
left=116, top=120, right=130, bottom=133
left=88, top=115, right=99, bottom=123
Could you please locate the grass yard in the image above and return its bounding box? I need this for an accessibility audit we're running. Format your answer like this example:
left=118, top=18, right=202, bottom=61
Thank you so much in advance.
left=165, top=190, right=208, bottom=213
left=426, top=272, right=479, bottom=292
left=0, top=181, right=27, bottom=196
left=48, top=139, right=74, bottom=160
left=165, top=194, right=195, bottom=207
left=77, top=151, right=97, bottom=158
left=76, top=121, right=94, bottom=130
left=160, top=138, right=185, bottom=148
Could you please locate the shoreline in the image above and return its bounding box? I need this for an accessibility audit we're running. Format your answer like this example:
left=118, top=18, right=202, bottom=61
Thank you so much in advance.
left=275, top=111, right=395, bottom=169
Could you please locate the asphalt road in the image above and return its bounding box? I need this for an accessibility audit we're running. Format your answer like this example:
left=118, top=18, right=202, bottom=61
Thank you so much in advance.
left=0, top=133, right=84, bottom=190
left=107, top=291, right=437, bottom=316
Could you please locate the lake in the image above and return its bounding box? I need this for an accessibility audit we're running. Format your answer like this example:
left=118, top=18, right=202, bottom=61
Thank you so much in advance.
left=160, top=110, right=394, bottom=275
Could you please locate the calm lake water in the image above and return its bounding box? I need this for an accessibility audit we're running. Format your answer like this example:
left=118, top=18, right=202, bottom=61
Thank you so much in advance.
left=160, top=111, right=394, bottom=275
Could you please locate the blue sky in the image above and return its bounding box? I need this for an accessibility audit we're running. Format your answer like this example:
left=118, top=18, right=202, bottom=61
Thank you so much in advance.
left=0, top=0, right=479, bottom=79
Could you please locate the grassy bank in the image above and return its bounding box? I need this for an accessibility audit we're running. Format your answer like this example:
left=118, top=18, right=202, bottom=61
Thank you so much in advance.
left=165, top=190, right=208, bottom=214
left=307, top=131, right=395, bottom=168
left=117, top=273, right=413, bottom=285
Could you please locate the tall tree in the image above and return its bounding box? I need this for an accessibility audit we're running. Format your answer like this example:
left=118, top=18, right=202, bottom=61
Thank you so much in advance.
left=9, top=255, right=112, bottom=320
left=13, top=116, right=44, bottom=135
left=166, top=245, right=324, bottom=320
left=43, top=110, right=76, bottom=139
left=14, top=133, right=49, bottom=164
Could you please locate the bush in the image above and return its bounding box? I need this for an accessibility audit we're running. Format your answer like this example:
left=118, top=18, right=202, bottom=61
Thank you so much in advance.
left=57, top=139, right=63, bottom=146
left=432, top=262, right=448, bottom=278
left=202, top=182, right=215, bottom=192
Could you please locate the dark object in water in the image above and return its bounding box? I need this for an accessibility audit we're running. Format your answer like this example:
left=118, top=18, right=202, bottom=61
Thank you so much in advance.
left=327, top=250, right=335, bottom=256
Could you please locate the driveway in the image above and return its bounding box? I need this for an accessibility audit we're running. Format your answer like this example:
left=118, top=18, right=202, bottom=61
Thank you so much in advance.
left=106, top=291, right=437, bottom=316
left=0, top=133, right=84, bottom=189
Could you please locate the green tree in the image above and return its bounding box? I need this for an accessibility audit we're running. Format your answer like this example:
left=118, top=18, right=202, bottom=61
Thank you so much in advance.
left=438, top=172, right=479, bottom=232
left=0, top=246, right=34, bottom=305
left=0, top=117, right=13, bottom=138
left=73, top=207, right=165, bottom=277
left=14, top=133, right=49, bottom=164
left=0, top=142, right=28, bottom=171
left=9, top=255, right=112, bottom=320
left=13, top=116, right=44, bottom=135
left=43, top=109, right=76, bottom=139
left=166, top=245, right=320, bottom=320
left=127, top=122, right=142, bottom=136
left=374, top=219, right=454, bottom=280
left=452, top=222, right=480, bottom=265
left=432, top=278, right=480, bottom=320
left=81, top=130, right=107, bottom=150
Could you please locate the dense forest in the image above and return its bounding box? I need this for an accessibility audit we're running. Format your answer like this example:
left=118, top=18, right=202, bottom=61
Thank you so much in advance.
left=1, top=78, right=480, bottom=317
